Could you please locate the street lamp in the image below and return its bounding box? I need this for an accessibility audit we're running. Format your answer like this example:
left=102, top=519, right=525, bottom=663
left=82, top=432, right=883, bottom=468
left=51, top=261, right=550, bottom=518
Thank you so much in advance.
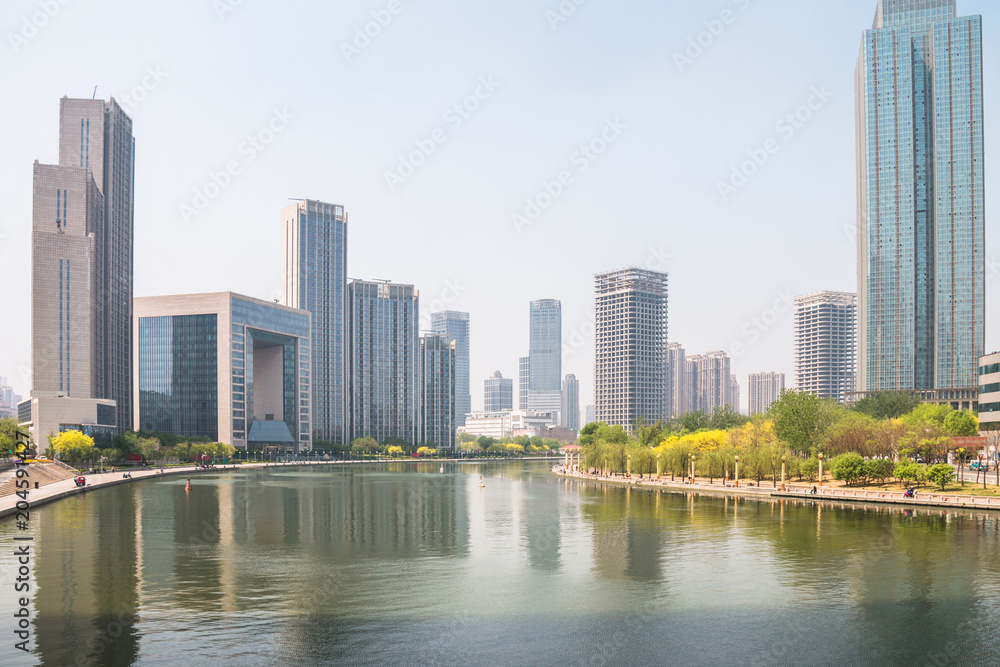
left=734, top=455, right=740, bottom=488
left=818, top=453, right=824, bottom=487
left=690, top=454, right=696, bottom=482
left=626, top=454, right=632, bottom=478
left=780, top=455, right=786, bottom=491
left=656, top=453, right=662, bottom=481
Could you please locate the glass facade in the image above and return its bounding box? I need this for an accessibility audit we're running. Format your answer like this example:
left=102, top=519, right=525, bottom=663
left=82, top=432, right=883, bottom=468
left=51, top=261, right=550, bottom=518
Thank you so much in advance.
left=857, top=1, right=984, bottom=392
left=420, top=334, right=456, bottom=448
left=430, top=311, right=470, bottom=427
left=528, top=300, right=562, bottom=393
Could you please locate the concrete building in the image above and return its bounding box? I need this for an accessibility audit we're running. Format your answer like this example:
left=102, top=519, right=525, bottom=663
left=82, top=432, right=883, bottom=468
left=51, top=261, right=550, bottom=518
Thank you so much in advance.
left=528, top=390, right=561, bottom=426
left=594, top=268, right=669, bottom=430
left=524, top=299, right=563, bottom=417
left=134, top=292, right=312, bottom=453
left=794, top=292, right=857, bottom=403
left=281, top=199, right=348, bottom=445
left=666, top=343, right=687, bottom=419
left=978, top=353, right=1000, bottom=432
left=23, top=97, right=136, bottom=446
left=459, top=410, right=559, bottom=441
left=749, top=372, right=785, bottom=416
left=562, top=374, right=580, bottom=431
left=484, top=371, right=513, bottom=413
left=347, top=281, right=419, bottom=446
left=431, top=311, right=470, bottom=427
left=518, top=356, right=530, bottom=411
left=730, top=375, right=740, bottom=415
left=0, top=379, right=21, bottom=420
left=856, top=0, right=985, bottom=394
left=688, top=352, right=733, bottom=415
left=419, top=333, right=456, bottom=449
left=584, top=404, right=595, bottom=426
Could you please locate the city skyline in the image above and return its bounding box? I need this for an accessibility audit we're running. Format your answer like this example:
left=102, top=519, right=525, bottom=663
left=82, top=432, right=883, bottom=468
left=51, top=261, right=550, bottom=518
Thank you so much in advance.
left=2, top=1, right=998, bottom=416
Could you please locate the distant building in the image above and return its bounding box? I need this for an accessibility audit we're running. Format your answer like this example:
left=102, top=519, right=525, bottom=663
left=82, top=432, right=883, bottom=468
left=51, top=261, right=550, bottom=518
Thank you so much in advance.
left=794, top=292, right=856, bottom=403
left=460, top=410, right=559, bottom=441
left=667, top=343, right=687, bottom=419
left=562, top=374, right=580, bottom=430
left=594, top=268, right=669, bottom=430
left=0, top=378, right=21, bottom=420
left=484, top=371, right=514, bottom=413
left=978, top=352, right=1000, bottom=432
left=528, top=390, right=561, bottom=425
left=431, top=311, right=470, bottom=427
left=348, top=281, right=419, bottom=446
left=584, top=404, right=595, bottom=426
left=529, top=300, right=562, bottom=393
left=688, top=352, right=735, bottom=415
left=134, top=292, right=312, bottom=453
left=749, top=372, right=785, bottom=416
left=518, top=356, right=530, bottom=411
left=419, top=333, right=456, bottom=449
left=730, top=375, right=740, bottom=414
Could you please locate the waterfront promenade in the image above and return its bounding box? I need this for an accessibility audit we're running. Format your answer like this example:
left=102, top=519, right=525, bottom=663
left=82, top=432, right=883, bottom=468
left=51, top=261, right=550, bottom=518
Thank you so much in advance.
left=553, top=466, right=1000, bottom=512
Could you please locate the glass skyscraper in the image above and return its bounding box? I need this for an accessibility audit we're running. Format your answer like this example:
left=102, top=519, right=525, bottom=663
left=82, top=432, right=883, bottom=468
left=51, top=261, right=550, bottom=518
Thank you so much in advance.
left=528, top=300, right=562, bottom=393
left=430, top=311, right=470, bottom=426
left=281, top=200, right=348, bottom=445
left=419, top=333, right=456, bottom=449
left=856, top=0, right=985, bottom=392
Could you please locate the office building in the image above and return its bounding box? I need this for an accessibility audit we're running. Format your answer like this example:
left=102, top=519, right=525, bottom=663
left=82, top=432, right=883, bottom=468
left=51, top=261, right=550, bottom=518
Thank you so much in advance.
left=431, top=311, right=470, bottom=427
left=0, top=379, right=21, bottom=420
left=562, top=374, right=580, bottom=431
left=281, top=199, right=348, bottom=444
left=459, top=410, right=559, bottom=441
left=794, top=292, right=857, bottom=403
left=23, top=97, right=135, bottom=446
left=749, top=372, right=785, bottom=416
left=584, top=404, right=595, bottom=426
left=347, top=281, right=419, bottom=445
left=519, top=356, right=529, bottom=410
left=484, top=371, right=513, bottom=413
left=419, top=333, right=456, bottom=449
left=134, top=292, right=312, bottom=452
left=856, top=0, right=985, bottom=393
left=594, top=268, right=668, bottom=430
left=730, top=375, right=740, bottom=414
left=978, top=353, right=1000, bottom=432
left=666, top=343, right=687, bottom=418
left=529, top=300, right=562, bottom=392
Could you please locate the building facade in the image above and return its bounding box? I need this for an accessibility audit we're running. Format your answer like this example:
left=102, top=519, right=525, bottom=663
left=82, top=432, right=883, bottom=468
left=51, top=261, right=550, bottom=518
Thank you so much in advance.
left=562, top=374, right=580, bottom=431
left=281, top=199, right=348, bottom=445
left=688, top=352, right=734, bottom=415
left=0, top=378, right=22, bottom=421
left=594, top=268, right=668, bottom=430
left=484, top=371, right=513, bottom=413
left=419, top=334, right=456, bottom=449
left=730, top=375, right=740, bottom=415
left=347, top=281, right=419, bottom=446
left=518, top=356, right=529, bottom=410
left=794, top=292, right=857, bottom=403
left=134, top=292, right=312, bottom=452
left=666, top=343, right=687, bottom=419
left=749, top=371, right=785, bottom=416
left=430, top=311, right=470, bottom=428
left=856, top=0, right=985, bottom=393
left=584, top=405, right=595, bottom=426
left=978, top=352, right=1000, bottom=432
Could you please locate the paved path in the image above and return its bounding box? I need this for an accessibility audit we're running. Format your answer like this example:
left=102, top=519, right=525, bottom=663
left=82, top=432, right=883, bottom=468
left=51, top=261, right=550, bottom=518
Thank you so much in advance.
left=554, top=466, right=1000, bottom=512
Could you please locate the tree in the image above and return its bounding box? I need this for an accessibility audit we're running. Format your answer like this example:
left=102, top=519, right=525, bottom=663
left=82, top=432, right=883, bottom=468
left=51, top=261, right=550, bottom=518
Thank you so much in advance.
left=351, top=436, right=380, bottom=455
left=854, top=392, right=921, bottom=420
left=944, top=410, right=978, bottom=437
left=0, top=418, right=30, bottom=457
left=709, top=406, right=750, bottom=430
left=138, top=436, right=162, bottom=461
left=926, top=463, right=956, bottom=491
left=767, top=391, right=828, bottom=455
left=831, top=453, right=865, bottom=486
left=50, top=430, right=96, bottom=464
left=800, top=457, right=819, bottom=482
left=867, top=459, right=895, bottom=486
left=113, top=430, right=140, bottom=455
left=894, top=460, right=922, bottom=487
left=416, top=446, right=437, bottom=457
left=822, top=412, right=880, bottom=457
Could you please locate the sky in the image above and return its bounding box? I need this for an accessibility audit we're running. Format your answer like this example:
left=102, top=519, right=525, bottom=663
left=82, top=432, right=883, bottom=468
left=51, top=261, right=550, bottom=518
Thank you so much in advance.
left=1, top=0, right=998, bottom=416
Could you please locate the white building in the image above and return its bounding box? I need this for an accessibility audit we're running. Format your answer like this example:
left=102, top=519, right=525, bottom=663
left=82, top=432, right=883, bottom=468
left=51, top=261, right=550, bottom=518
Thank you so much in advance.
left=749, top=372, right=785, bottom=416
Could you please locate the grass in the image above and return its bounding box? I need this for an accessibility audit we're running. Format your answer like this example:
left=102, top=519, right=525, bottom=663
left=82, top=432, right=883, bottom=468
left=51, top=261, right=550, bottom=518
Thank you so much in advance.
left=814, top=477, right=1000, bottom=498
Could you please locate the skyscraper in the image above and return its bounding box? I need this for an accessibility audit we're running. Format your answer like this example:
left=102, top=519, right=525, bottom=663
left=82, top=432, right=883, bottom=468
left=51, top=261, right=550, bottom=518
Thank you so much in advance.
left=561, top=374, right=580, bottom=431
left=281, top=200, right=348, bottom=444
left=666, top=343, right=687, bottom=419
left=794, top=292, right=857, bottom=403
left=856, top=0, right=985, bottom=393
left=484, top=371, right=513, bottom=413
left=594, top=268, right=668, bottom=430
left=730, top=374, right=740, bottom=414
left=688, top=352, right=733, bottom=415
left=25, top=97, right=135, bottom=445
left=518, top=356, right=529, bottom=411
left=347, top=281, right=419, bottom=445
left=419, top=333, right=456, bottom=449
left=528, top=300, right=562, bottom=393
left=749, top=372, right=785, bottom=416
left=430, top=311, right=470, bottom=427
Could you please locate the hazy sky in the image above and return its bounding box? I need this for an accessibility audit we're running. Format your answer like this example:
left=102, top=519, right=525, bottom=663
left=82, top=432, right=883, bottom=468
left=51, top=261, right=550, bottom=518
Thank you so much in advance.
left=1, top=0, right=997, bottom=415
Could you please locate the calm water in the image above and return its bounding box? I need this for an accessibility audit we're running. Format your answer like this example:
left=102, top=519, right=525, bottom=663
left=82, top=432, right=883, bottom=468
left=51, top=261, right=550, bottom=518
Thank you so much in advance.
left=2, top=461, right=1000, bottom=666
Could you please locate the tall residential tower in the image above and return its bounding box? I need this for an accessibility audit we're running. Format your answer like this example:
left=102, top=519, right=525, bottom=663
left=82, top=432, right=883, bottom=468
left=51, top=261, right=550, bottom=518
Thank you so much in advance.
left=430, top=311, right=470, bottom=427
left=794, top=292, right=857, bottom=402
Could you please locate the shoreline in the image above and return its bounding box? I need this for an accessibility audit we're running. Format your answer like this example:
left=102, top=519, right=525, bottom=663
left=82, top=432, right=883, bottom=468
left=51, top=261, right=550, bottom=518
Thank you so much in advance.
left=553, top=466, right=1000, bottom=513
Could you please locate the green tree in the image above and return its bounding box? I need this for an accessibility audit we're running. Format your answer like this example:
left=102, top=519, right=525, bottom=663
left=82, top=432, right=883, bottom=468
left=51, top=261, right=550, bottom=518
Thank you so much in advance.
left=894, top=460, right=922, bottom=486
left=926, top=463, right=956, bottom=491
left=0, top=418, right=30, bottom=457
left=351, top=436, right=380, bottom=455
left=944, top=410, right=978, bottom=437
left=113, top=430, right=140, bottom=455
left=708, top=406, right=750, bottom=431
left=831, top=453, right=865, bottom=486
left=799, top=457, right=819, bottom=482
left=854, top=392, right=921, bottom=420
left=50, top=430, right=96, bottom=464
left=866, top=459, right=895, bottom=486
left=767, top=391, right=838, bottom=455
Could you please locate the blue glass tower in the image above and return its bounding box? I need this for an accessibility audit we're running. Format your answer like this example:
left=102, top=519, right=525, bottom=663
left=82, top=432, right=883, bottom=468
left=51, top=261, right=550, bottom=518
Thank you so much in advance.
left=856, top=0, right=985, bottom=392
left=281, top=200, right=348, bottom=444
left=430, top=311, right=470, bottom=426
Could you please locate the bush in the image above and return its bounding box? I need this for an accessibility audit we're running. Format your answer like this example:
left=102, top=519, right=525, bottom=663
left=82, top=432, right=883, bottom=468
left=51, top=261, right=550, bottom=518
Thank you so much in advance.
left=832, top=453, right=865, bottom=486
left=799, top=457, right=819, bottom=482
left=926, top=463, right=955, bottom=491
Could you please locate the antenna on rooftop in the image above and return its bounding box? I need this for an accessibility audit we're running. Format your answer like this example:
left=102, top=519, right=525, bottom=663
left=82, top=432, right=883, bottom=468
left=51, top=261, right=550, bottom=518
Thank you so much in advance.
left=92, top=86, right=98, bottom=99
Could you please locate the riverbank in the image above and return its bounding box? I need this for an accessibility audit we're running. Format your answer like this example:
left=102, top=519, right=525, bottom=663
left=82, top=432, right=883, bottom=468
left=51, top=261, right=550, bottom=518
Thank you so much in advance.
left=553, top=466, right=1000, bottom=512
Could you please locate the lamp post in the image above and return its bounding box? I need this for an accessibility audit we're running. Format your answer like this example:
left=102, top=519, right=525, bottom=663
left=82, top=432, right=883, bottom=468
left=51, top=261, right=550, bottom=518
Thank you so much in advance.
left=818, top=452, right=824, bottom=487
left=690, top=454, right=695, bottom=482
left=626, top=454, right=632, bottom=478
left=656, top=454, right=662, bottom=481
left=734, top=455, right=740, bottom=488
left=604, top=457, right=608, bottom=477
left=781, top=455, right=786, bottom=491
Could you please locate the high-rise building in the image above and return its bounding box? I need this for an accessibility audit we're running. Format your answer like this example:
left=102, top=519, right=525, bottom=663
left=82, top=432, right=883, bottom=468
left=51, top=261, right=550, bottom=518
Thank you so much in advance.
left=0, top=378, right=22, bottom=420
left=528, top=300, right=562, bottom=392
left=794, top=292, right=857, bottom=403
left=419, top=333, right=456, bottom=449
left=666, top=343, right=687, bottom=419
left=594, top=268, right=668, bottom=430
left=749, top=372, right=785, bottom=416
left=430, top=311, right=470, bottom=427
left=730, top=374, right=740, bottom=414
left=518, top=356, right=530, bottom=411
left=281, top=199, right=348, bottom=445
left=689, top=352, right=732, bottom=415
left=347, top=281, right=419, bottom=445
left=484, top=371, right=513, bottom=413
left=24, top=97, right=135, bottom=446
left=584, top=404, right=595, bottom=426
left=561, top=374, right=580, bottom=431
left=134, top=292, right=312, bottom=452
left=856, top=0, right=985, bottom=393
